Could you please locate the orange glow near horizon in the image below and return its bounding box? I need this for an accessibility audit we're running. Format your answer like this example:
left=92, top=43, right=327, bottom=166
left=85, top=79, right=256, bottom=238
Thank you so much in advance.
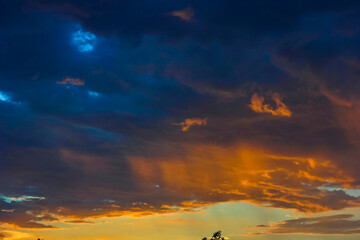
left=129, top=144, right=356, bottom=213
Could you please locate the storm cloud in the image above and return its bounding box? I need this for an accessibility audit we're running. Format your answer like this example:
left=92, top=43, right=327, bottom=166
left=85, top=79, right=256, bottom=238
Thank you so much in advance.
left=1, top=0, right=360, bottom=237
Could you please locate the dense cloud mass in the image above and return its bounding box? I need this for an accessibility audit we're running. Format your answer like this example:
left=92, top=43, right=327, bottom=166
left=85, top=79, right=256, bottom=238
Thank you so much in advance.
left=1, top=0, right=360, bottom=237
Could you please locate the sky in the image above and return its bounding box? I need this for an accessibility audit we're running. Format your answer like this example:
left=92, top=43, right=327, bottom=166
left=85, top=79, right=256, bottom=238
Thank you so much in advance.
left=1, top=0, right=360, bottom=239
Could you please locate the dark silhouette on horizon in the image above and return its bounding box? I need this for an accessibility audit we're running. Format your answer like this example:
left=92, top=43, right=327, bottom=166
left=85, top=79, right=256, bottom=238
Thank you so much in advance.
left=202, top=231, right=227, bottom=240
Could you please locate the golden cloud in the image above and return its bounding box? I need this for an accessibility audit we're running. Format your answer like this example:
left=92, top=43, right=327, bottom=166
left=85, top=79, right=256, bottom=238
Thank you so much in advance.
left=129, top=143, right=358, bottom=213
left=249, top=93, right=292, bottom=117
left=2, top=143, right=360, bottom=231
left=177, top=117, right=207, bottom=132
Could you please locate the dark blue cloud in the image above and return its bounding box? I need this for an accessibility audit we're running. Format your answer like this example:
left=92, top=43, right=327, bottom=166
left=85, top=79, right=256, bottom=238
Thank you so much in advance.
left=23, top=0, right=360, bottom=43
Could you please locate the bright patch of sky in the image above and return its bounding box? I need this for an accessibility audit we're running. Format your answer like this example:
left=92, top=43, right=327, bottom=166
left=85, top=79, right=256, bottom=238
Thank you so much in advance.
left=40, top=202, right=299, bottom=240
left=0, top=90, right=20, bottom=105
left=318, top=186, right=360, bottom=197
left=0, top=91, right=11, bottom=103
left=88, top=90, right=100, bottom=97
left=1, top=195, right=45, bottom=204
left=1, top=209, right=15, bottom=212
left=72, top=28, right=97, bottom=52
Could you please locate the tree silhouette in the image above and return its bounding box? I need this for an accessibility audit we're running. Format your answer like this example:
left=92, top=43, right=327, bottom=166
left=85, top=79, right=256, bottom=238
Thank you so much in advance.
left=202, top=230, right=226, bottom=240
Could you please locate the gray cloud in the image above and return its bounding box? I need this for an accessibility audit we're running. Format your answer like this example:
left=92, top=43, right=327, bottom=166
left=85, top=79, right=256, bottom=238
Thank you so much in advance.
left=254, top=214, right=360, bottom=235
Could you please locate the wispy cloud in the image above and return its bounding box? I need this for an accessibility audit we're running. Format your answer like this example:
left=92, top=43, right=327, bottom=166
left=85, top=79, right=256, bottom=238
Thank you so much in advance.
left=1, top=195, right=45, bottom=204
left=319, top=87, right=352, bottom=107
left=56, top=77, right=85, bottom=86
left=252, top=214, right=360, bottom=235
left=170, top=6, right=194, bottom=22
left=177, top=118, right=207, bottom=132
left=249, top=93, right=292, bottom=117
left=64, top=220, right=95, bottom=224
left=0, top=91, right=20, bottom=105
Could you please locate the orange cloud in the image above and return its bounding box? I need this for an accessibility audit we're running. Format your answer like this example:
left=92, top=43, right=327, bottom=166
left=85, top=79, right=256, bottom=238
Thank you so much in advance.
left=249, top=93, right=292, bottom=117
left=129, top=143, right=358, bottom=213
left=0, top=211, right=58, bottom=230
left=170, top=6, right=194, bottom=21
left=319, top=87, right=352, bottom=107
left=56, top=77, right=84, bottom=86
left=2, top=144, right=359, bottom=230
left=177, top=117, right=207, bottom=132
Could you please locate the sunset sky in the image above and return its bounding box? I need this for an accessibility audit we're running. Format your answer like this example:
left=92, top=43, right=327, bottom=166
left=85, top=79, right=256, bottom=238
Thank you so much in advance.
left=2, top=1, right=360, bottom=240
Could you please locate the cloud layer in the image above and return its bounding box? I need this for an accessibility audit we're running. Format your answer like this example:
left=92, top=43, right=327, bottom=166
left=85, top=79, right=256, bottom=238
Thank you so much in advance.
left=1, top=0, right=360, bottom=237
left=253, top=214, right=360, bottom=235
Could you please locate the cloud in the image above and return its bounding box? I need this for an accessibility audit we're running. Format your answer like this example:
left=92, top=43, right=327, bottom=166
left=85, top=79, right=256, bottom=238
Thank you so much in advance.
left=256, top=224, right=267, bottom=228
left=253, top=214, right=360, bottom=235
left=1, top=195, right=45, bottom=204
left=56, top=77, right=84, bottom=86
left=64, top=220, right=94, bottom=224
left=128, top=143, right=359, bottom=213
left=2, top=0, right=360, bottom=237
left=177, top=118, right=207, bottom=132
left=24, top=0, right=360, bottom=43
left=0, top=209, right=58, bottom=229
left=0, top=91, right=19, bottom=105
left=249, top=93, right=292, bottom=117
left=72, top=28, right=97, bottom=52
left=88, top=90, right=100, bottom=98
left=5, top=141, right=360, bottom=231
left=170, top=6, right=194, bottom=22
left=0, top=91, right=11, bottom=103
left=319, top=87, right=352, bottom=107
